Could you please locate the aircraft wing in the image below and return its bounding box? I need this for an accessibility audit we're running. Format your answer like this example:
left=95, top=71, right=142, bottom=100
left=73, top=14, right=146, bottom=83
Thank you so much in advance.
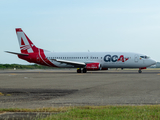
left=5, top=51, right=29, bottom=56
left=52, top=59, right=86, bottom=66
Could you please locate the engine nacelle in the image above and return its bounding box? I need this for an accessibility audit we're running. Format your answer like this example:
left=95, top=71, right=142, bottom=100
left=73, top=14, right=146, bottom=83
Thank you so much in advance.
left=86, top=63, right=101, bottom=70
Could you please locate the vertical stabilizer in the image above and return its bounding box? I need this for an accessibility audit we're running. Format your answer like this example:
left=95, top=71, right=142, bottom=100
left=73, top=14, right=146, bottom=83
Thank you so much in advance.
left=16, top=28, right=38, bottom=53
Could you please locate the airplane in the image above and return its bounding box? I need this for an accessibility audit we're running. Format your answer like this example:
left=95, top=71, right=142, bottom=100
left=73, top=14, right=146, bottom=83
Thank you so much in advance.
left=5, top=28, right=156, bottom=73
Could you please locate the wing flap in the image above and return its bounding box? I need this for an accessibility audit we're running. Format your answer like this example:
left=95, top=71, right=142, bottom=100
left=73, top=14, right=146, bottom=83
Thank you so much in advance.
left=53, top=59, right=85, bottom=66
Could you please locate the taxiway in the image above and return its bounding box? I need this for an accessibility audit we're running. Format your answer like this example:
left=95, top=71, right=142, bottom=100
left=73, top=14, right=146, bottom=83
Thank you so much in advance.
left=0, top=69, right=160, bottom=108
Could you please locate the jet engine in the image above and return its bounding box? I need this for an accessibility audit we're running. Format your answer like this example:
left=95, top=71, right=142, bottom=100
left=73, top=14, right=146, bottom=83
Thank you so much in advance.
left=86, top=63, right=101, bottom=70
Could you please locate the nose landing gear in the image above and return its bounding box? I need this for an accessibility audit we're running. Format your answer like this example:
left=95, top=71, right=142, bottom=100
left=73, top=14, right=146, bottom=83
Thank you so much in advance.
left=138, top=67, right=146, bottom=73
left=138, top=69, right=142, bottom=73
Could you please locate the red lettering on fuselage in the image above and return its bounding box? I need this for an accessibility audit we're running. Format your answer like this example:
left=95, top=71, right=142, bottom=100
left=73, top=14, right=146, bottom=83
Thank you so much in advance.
left=117, top=55, right=124, bottom=62
left=117, top=55, right=129, bottom=62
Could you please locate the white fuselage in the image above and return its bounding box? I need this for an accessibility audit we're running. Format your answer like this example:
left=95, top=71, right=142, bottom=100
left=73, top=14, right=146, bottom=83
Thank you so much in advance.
left=44, top=52, right=156, bottom=68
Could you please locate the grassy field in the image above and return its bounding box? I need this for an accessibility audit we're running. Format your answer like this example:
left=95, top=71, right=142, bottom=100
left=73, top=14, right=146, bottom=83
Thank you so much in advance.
left=38, top=106, right=160, bottom=120
left=0, top=107, right=69, bottom=113
left=1, top=106, right=160, bottom=120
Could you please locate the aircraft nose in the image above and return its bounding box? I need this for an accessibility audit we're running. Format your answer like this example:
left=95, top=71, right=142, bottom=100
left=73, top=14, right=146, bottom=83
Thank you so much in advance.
left=151, top=59, right=156, bottom=65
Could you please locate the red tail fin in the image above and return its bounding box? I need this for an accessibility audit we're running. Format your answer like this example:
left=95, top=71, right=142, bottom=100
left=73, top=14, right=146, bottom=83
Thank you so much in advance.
left=16, top=28, right=39, bottom=53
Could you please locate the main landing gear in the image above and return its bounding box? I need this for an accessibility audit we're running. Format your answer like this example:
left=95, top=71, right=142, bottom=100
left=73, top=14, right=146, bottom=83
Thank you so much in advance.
left=77, top=68, right=87, bottom=73
left=77, top=68, right=81, bottom=73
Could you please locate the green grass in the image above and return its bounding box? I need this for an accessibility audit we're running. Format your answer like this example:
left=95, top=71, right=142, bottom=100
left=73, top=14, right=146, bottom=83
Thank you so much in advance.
left=1, top=106, right=160, bottom=119
left=39, top=106, right=160, bottom=120
left=0, top=107, right=70, bottom=113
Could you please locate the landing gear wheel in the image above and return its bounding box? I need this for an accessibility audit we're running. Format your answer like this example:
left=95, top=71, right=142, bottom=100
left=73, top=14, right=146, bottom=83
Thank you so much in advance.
left=138, top=69, right=142, bottom=73
left=83, top=68, right=87, bottom=73
left=77, top=68, right=81, bottom=73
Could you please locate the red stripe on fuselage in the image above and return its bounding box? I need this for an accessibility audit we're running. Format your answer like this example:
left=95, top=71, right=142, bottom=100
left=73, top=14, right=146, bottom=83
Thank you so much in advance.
left=18, top=49, right=57, bottom=67
left=38, top=49, right=57, bottom=67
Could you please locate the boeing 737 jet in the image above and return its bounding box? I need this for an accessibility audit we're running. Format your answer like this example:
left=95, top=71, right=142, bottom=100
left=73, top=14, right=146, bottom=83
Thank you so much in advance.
left=6, top=28, right=156, bottom=73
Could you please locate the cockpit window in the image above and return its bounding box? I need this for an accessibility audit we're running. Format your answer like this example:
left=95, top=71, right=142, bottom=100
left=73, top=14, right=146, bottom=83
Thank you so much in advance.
left=140, top=56, right=150, bottom=59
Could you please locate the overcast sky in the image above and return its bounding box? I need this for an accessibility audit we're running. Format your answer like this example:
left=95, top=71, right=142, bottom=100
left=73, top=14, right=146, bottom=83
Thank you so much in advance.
left=1, top=0, right=160, bottom=64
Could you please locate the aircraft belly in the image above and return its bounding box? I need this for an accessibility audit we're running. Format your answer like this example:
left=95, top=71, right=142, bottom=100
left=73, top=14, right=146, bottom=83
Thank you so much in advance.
left=103, top=62, right=146, bottom=68
left=103, top=62, right=125, bottom=68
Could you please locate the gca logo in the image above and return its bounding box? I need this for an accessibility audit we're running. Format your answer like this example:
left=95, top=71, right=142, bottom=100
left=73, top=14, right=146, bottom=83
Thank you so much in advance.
left=104, top=55, right=129, bottom=62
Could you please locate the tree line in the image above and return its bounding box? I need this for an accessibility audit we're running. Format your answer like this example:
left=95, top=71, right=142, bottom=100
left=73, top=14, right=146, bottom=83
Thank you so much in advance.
left=0, top=64, right=53, bottom=69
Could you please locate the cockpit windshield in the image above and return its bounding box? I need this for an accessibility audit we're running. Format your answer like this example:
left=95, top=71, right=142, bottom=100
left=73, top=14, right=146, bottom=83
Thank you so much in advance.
left=140, top=56, right=150, bottom=59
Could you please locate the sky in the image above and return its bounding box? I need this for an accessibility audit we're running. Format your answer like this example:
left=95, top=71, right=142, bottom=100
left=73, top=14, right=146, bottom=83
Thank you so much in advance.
left=1, top=0, right=160, bottom=64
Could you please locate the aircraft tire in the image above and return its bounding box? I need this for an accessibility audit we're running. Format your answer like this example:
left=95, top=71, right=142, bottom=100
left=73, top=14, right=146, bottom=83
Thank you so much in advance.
left=77, top=68, right=81, bottom=73
left=83, top=68, right=87, bottom=73
left=138, top=69, right=142, bottom=73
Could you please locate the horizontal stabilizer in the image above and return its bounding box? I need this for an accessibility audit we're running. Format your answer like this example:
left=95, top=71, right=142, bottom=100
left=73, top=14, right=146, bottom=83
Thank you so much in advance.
left=5, top=51, right=29, bottom=56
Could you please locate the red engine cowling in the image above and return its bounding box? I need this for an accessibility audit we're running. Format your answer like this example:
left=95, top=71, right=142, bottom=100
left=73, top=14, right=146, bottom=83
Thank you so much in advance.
left=86, top=63, right=101, bottom=70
